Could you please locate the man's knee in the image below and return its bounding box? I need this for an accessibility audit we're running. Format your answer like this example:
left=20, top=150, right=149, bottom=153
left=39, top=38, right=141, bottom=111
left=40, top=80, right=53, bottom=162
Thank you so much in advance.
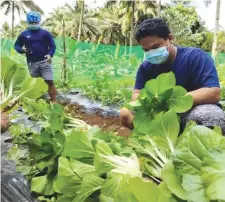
left=181, top=104, right=225, bottom=135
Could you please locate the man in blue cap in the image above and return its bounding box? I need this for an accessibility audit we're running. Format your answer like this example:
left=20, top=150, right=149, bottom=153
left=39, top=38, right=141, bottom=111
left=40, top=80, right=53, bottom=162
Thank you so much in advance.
left=14, top=11, right=57, bottom=102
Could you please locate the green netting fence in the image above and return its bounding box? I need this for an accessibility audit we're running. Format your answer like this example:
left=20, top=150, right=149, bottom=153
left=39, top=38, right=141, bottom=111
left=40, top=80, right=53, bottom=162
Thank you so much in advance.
left=1, top=37, right=225, bottom=83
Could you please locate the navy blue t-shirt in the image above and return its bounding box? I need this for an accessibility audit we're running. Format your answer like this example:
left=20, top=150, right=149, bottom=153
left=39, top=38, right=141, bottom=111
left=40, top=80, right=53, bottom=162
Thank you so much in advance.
left=14, top=28, right=56, bottom=62
left=134, top=47, right=220, bottom=92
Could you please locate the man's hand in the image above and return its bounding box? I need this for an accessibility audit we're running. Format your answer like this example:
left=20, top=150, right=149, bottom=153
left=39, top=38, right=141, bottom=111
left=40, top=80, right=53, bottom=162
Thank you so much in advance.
left=45, top=54, right=52, bottom=63
left=22, top=47, right=32, bottom=55
left=131, top=89, right=141, bottom=101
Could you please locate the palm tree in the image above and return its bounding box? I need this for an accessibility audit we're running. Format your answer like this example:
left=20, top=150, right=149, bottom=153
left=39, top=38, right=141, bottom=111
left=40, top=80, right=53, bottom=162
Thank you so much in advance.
left=78, top=0, right=85, bottom=42
left=212, top=0, right=221, bottom=62
left=0, top=22, right=11, bottom=38
left=43, top=7, right=68, bottom=37
left=63, top=3, right=106, bottom=41
left=95, top=6, right=126, bottom=45
left=0, top=0, right=44, bottom=38
left=203, top=0, right=221, bottom=61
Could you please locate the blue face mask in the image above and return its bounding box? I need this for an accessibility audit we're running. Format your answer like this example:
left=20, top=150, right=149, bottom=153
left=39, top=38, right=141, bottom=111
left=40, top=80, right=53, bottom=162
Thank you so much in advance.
left=28, top=24, right=40, bottom=30
left=145, top=45, right=170, bottom=64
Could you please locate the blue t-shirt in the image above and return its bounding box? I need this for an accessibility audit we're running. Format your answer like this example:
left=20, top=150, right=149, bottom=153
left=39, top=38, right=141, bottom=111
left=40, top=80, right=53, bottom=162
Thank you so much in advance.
left=134, top=47, right=220, bottom=92
left=14, top=28, right=56, bottom=62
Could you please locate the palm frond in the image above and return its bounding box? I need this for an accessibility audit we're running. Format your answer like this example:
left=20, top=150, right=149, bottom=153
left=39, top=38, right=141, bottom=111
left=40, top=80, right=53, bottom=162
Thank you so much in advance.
left=21, top=1, right=44, bottom=14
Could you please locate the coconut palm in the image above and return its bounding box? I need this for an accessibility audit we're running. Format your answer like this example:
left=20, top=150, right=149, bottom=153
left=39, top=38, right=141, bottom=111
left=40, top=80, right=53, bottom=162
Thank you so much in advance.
left=0, top=22, right=11, bottom=38
left=105, top=0, right=157, bottom=52
left=63, top=3, right=107, bottom=41
left=0, top=0, right=44, bottom=38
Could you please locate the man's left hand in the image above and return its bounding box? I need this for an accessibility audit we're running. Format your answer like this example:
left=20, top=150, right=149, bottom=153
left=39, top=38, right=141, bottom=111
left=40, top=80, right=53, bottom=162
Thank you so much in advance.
left=45, top=54, right=52, bottom=63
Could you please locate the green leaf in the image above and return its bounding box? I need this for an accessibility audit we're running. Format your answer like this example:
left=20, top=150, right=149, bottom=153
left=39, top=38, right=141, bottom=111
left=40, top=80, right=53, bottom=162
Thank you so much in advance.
left=168, top=86, right=193, bottom=113
left=72, top=175, right=105, bottom=202
left=101, top=174, right=130, bottom=198
left=201, top=150, right=225, bottom=201
left=128, top=177, right=165, bottom=202
left=162, top=161, right=186, bottom=200
left=182, top=174, right=209, bottom=202
left=114, top=191, right=138, bottom=202
left=54, top=157, right=82, bottom=196
left=99, top=195, right=114, bottom=202
left=7, top=146, right=27, bottom=161
left=164, top=125, right=225, bottom=201
left=16, top=166, right=32, bottom=175
left=21, top=77, right=48, bottom=99
left=62, top=129, right=95, bottom=159
left=94, top=140, right=114, bottom=175
left=144, top=72, right=176, bottom=96
left=148, top=111, right=179, bottom=153
left=31, top=175, right=55, bottom=195
left=56, top=195, right=75, bottom=202
left=55, top=156, right=96, bottom=197
left=133, top=107, right=154, bottom=134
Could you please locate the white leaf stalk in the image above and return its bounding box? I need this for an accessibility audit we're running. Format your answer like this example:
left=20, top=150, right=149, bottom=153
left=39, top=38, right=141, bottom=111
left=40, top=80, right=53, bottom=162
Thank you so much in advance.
left=100, top=153, right=142, bottom=177
left=65, top=117, right=91, bottom=130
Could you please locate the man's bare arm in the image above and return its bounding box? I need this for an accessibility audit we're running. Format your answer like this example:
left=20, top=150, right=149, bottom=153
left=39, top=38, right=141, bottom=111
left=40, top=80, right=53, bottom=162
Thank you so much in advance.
left=187, top=87, right=220, bottom=105
left=131, top=89, right=141, bottom=101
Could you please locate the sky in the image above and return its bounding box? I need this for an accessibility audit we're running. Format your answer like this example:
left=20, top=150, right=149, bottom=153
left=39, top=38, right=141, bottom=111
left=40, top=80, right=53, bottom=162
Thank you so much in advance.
left=0, top=0, right=225, bottom=30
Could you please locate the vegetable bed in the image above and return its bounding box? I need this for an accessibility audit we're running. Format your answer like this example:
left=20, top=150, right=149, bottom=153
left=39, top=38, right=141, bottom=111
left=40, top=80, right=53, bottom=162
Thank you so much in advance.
left=5, top=72, right=225, bottom=202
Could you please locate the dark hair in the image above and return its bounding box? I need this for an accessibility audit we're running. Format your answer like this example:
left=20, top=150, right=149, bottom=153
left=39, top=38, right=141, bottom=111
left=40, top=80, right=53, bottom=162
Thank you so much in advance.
left=135, top=18, right=171, bottom=42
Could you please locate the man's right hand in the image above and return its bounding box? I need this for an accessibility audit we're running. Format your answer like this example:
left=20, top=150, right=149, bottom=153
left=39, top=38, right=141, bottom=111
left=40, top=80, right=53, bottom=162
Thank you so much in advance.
left=22, top=47, right=32, bottom=55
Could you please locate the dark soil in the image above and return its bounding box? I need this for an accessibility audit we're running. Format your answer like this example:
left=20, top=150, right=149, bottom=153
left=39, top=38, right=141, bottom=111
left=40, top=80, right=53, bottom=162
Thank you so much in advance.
left=64, top=104, right=131, bottom=137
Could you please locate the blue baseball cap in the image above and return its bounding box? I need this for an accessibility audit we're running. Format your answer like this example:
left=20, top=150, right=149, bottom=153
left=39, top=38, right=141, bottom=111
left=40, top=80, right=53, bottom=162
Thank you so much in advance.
left=27, top=11, right=41, bottom=23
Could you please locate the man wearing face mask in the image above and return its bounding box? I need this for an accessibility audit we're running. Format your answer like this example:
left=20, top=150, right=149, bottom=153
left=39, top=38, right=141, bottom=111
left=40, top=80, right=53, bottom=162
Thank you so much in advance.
left=120, top=18, right=225, bottom=134
left=14, top=11, right=57, bottom=102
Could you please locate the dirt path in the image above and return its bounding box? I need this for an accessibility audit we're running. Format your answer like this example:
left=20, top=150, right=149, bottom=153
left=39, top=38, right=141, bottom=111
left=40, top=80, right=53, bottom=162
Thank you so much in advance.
left=64, top=104, right=131, bottom=137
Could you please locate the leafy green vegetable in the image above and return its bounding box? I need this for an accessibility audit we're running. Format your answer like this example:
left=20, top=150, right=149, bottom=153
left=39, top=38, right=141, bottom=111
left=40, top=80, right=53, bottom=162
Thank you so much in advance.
left=55, top=156, right=95, bottom=196
left=163, top=125, right=225, bottom=202
left=72, top=174, right=105, bottom=202
left=127, top=72, right=193, bottom=134
left=62, top=129, right=95, bottom=160
left=31, top=175, right=55, bottom=196
left=101, top=174, right=130, bottom=198
left=201, top=150, right=225, bottom=201
left=1, top=57, right=48, bottom=111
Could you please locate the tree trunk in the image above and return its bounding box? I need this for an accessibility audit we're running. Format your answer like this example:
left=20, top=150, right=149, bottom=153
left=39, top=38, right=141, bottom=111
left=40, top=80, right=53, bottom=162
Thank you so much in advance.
left=129, top=0, right=135, bottom=55
left=212, top=0, right=221, bottom=63
left=125, top=33, right=127, bottom=56
left=62, top=18, right=67, bottom=83
left=78, top=0, right=84, bottom=42
left=158, top=0, right=161, bottom=17
left=12, top=1, right=15, bottom=38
